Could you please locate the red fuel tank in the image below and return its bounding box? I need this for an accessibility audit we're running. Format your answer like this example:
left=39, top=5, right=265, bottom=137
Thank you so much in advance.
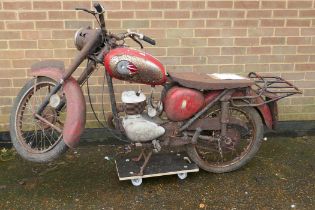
left=104, top=47, right=166, bottom=85
left=163, top=86, right=205, bottom=121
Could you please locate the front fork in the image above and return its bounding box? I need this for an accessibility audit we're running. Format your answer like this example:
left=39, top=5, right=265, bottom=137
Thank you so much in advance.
left=105, top=71, right=120, bottom=129
left=34, top=61, right=121, bottom=131
left=36, top=60, right=96, bottom=116
left=36, top=82, right=63, bottom=115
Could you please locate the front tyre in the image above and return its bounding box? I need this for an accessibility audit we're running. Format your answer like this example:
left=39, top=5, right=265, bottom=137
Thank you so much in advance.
left=10, top=77, right=68, bottom=163
left=186, top=106, right=264, bottom=173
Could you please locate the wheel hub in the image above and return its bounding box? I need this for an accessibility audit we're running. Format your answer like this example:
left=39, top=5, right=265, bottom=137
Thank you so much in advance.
left=220, top=127, right=241, bottom=151
left=37, top=107, right=58, bottom=129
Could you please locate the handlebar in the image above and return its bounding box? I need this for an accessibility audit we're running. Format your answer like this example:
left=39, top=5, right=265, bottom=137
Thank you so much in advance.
left=111, top=30, right=156, bottom=46
left=142, top=35, right=156, bottom=45
left=93, top=2, right=103, bottom=13
left=76, top=2, right=156, bottom=46
left=93, top=3, right=106, bottom=33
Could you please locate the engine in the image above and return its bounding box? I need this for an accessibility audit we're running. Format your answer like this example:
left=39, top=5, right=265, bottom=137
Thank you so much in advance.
left=120, top=87, right=206, bottom=142
left=121, top=91, right=165, bottom=142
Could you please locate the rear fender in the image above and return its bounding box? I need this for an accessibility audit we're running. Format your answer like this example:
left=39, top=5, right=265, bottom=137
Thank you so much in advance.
left=267, top=101, right=278, bottom=130
left=256, top=102, right=273, bottom=129
left=30, top=60, right=86, bottom=148
left=232, top=90, right=274, bottom=129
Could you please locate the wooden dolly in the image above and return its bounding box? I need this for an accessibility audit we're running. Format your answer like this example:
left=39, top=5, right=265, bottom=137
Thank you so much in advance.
left=115, top=152, right=199, bottom=186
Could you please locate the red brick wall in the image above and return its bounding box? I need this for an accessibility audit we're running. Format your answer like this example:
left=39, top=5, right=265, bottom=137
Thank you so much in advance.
left=0, top=0, right=315, bottom=131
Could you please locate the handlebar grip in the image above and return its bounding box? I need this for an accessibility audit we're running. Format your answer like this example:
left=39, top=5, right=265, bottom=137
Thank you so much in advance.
left=93, top=2, right=103, bottom=13
left=142, top=35, right=156, bottom=45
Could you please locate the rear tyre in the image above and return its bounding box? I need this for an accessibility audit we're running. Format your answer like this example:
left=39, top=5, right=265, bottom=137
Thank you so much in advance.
left=186, top=106, right=264, bottom=173
left=10, top=77, right=68, bottom=163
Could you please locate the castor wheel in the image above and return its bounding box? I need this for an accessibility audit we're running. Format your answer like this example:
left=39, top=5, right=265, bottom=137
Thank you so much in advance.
left=131, top=178, right=142, bottom=186
left=177, top=172, right=187, bottom=180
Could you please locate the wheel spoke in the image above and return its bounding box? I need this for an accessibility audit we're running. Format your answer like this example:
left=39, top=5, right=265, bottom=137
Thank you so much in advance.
left=193, top=106, right=256, bottom=168
left=15, top=79, right=65, bottom=154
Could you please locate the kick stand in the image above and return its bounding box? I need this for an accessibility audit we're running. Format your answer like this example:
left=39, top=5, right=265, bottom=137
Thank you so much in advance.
left=132, top=149, right=146, bottom=162
left=135, top=150, right=152, bottom=176
left=131, top=149, right=153, bottom=176
left=115, top=151, right=199, bottom=186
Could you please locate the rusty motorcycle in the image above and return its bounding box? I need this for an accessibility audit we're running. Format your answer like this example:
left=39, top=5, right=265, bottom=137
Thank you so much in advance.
left=10, top=3, right=301, bottom=185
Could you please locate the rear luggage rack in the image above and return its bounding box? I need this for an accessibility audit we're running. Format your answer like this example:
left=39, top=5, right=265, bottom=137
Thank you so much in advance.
left=231, top=72, right=302, bottom=107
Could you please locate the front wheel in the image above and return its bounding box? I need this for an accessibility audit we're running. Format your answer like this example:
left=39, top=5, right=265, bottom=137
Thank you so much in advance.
left=186, top=106, right=264, bottom=173
left=10, top=77, right=68, bottom=163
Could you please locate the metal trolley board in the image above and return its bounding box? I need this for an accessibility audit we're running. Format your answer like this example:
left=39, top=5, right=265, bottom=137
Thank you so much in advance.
left=115, top=152, right=199, bottom=186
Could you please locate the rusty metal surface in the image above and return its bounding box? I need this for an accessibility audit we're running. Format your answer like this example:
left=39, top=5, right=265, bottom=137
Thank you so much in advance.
left=63, top=29, right=102, bottom=81
left=62, top=78, right=86, bottom=148
left=34, top=114, right=62, bottom=134
left=13, top=78, right=64, bottom=155
left=105, top=71, right=120, bottom=129
left=30, top=68, right=64, bottom=84
left=179, top=89, right=230, bottom=132
left=188, top=116, right=248, bottom=131
left=169, top=72, right=253, bottom=90
left=257, top=104, right=273, bottom=129
left=31, top=68, right=86, bottom=148
left=76, top=61, right=96, bottom=86
left=232, top=90, right=273, bottom=129
left=220, top=101, right=230, bottom=136
left=161, top=122, right=181, bottom=137
left=74, top=27, right=97, bottom=51
left=204, top=90, right=222, bottom=104
left=188, top=117, right=220, bottom=131
left=231, top=72, right=302, bottom=106
left=267, top=101, right=279, bottom=130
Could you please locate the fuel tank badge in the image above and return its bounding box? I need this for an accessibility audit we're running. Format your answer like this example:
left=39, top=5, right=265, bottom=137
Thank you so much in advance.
left=116, top=60, right=138, bottom=75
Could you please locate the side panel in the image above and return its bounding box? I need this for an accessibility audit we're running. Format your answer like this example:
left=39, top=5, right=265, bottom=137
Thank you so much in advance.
left=163, top=86, right=205, bottom=121
left=30, top=67, right=86, bottom=148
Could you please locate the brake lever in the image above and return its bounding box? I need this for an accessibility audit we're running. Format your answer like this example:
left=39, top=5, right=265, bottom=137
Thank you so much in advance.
left=130, top=35, right=143, bottom=49
left=75, top=8, right=97, bottom=15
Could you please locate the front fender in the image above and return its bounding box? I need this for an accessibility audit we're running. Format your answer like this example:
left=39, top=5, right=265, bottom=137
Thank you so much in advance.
left=30, top=60, right=86, bottom=148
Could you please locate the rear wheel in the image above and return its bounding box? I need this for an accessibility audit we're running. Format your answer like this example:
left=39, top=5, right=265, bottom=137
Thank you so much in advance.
left=10, top=77, right=68, bottom=163
left=186, top=106, right=264, bottom=173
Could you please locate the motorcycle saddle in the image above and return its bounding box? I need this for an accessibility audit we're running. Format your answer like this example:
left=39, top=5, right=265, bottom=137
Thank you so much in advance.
left=168, top=72, right=254, bottom=90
